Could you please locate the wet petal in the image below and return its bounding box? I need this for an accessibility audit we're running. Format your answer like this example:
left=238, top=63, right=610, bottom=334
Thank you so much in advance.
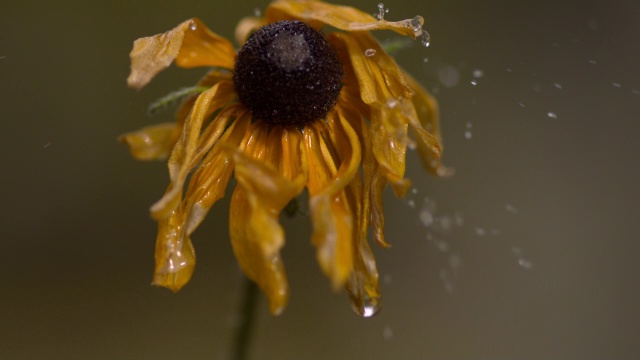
left=345, top=234, right=382, bottom=317
left=152, top=205, right=195, bottom=292
left=329, top=32, right=411, bottom=105
left=404, top=72, right=453, bottom=177
left=304, top=114, right=362, bottom=289
left=228, top=124, right=306, bottom=315
left=266, top=0, right=425, bottom=38
left=127, top=18, right=235, bottom=90
left=118, top=122, right=179, bottom=161
left=150, top=81, right=236, bottom=220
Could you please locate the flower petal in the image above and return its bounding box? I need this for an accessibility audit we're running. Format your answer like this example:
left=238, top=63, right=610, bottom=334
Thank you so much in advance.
left=329, top=32, right=412, bottom=105
left=127, top=18, right=236, bottom=90
left=404, top=72, right=453, bottom=177
left=266, top=0, right=426, bottom=38
left=304, top=113, right=362, bottom=289
left=150, top=81, right=236, bottom=220
left=152, top=206, right=195, bottom=292
left=228, top=124, right=306, bottom=315
left=118, top=122, right=179, bottom=161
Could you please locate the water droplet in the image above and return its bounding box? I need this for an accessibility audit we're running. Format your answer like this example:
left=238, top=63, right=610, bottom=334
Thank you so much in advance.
left=383, top=326, right=394, bottom=340
left=518, top=258, right=533, bottom=270
left=383, top=273, right=392, bottom=285
left=386, top=98, right=398, bottom=108
left=547, top=112, right=558, bottom=119
left=518, top=102, right=526, bottom=108
left=411, top=188, right=418, bottom=194
left=364, top=48, right=377, bottom=57
left=470, top=80, right=477, bottom=86
left=506, top=204, right=519, bottom=214
left=376, top=3, right=386, bottom=20
left=423, top=57, right=430, bottom=63
left=253, top=7, right=262, bottom=17
left=464, top=130, right=472, bottom=139
left=511, top=246, right=523, bottom=255
left=472, top=69, right=484, bottom=78
left=351, top=296, right=383, bottom=317
left=588, top=59, right=597, bottom=65
left=506, top=68, right=512, bottom=72
left=466, top=122, right=472, bottom=129
left=438, top=65, right=460, bottom=88
left=437, top=240, right=449, bottom=252
left=420, top=210, right=434, bottom=227
left=407, top=199, right=415, bottom=208
left=612, top=82, right=621, bottom=88
left=632, top=89, right=640, bottom=96
left=43, top=142, right=51, bottom=148
left=449, top=253, right=462, bottom=272
left=189, top=21, right=197, bottom=31
left=554, top=83, right=563, bottom=89
left=475, top=227, right=486, bottom=236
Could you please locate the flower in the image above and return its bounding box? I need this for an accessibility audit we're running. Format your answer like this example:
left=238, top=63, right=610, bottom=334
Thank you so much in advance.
left=121, top=0, right=449, bottom=317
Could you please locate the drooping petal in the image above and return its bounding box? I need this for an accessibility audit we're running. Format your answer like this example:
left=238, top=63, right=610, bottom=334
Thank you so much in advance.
left=304, top=113, right=362, bottom=289
left=266, top=0, right=427, bottom=38
left=150, top=109, right=249, bottom=292
left=228, top=124, right=306, bottom=315
left=174, top=70, right=233, bottom=128
left=150, top=81, right=236, bottom=220
left=329, top=32, right=412, bottom=105
left=118, top=122, right=179, bottom=161
left=152, top=205, right=195, bottom=292
left=127, top=18, right=236, bottom=90
left=404, top=72, right=453, bottom=177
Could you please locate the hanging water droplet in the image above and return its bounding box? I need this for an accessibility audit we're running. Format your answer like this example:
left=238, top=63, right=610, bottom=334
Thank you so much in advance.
left=189, top=21, right=197, bottom=31
left=547, top=112, right=558, bottom=119
left=350, top=295, right=383, bottom=317
left=364, top=48, right=377, bottom=57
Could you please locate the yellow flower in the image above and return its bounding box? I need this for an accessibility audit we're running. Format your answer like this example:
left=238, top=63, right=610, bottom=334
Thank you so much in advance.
left=121, top=0, right=449, bottom=317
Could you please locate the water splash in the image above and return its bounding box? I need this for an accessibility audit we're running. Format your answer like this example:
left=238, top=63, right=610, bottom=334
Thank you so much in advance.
left=375, top=3, right=389, bottom=20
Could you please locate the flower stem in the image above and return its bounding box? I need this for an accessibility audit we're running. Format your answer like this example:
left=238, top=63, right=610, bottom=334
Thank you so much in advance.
left=231, top=277, right=259, bottom=360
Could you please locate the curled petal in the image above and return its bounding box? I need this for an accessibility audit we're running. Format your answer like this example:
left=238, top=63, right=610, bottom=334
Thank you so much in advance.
left=153, top=206, right=195, bottom=292
left=266, top=0, right=425, bottom=38
left=150, top=81, right=236, bottom=220
left=175, top=70, right=232, bottom=128
left=404, top=72, right=453, bottom=177
left=118, top=122, right=179, bottom=161
left=127, top=18, right=236, bottom=90
left=345, top=234, right=382, bottom=317
left=329, top=32, right=411, bottom=105
left=228, top=125, right=306, bottom=315
left=370, top=106, right=411, bottom=197
left=305, top=115, right=362, bottom=289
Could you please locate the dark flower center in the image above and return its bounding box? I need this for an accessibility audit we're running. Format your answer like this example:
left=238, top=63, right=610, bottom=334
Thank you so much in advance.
left=233, top=20, right=344, bottom=126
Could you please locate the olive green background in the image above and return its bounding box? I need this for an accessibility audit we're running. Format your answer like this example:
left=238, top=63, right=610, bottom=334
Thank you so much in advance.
left=1, top=0, right=639, bottom=359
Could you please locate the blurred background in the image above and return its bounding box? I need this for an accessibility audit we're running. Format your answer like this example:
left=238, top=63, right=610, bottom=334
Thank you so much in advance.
left=1, top=0, right=639, bottom=359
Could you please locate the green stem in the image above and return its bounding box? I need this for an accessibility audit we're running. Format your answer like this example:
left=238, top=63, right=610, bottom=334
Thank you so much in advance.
left=231, top=277, right=259, bottom=360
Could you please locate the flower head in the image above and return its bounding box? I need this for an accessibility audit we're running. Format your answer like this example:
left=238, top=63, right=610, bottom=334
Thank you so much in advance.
left=121, top=0, right=449, bottom=317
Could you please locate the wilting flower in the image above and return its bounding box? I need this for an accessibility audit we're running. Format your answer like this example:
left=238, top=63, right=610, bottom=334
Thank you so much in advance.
left=121, top=0, right=449, bottom=317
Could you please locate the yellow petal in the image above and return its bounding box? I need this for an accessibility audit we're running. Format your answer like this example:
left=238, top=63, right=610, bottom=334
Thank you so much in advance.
left=174, top=70, right=232, bottom=128
left=235, top=16, right=266, bottom=46
left=304, top=114, right=362, bottom=289
left=404, top=72, right=454, bottom=177
left=370, top=164, right=391, bottom=248
left=150, top=81, right=236, bottom=220
left=152, top=205, right=195, bottom=292
left=345, top=233, right=382, bottom=317
left=181, top=110, right=251, bottom=235
left=228, top=124, right=306, bottom=315
left=127, top=18, right=236, bottom=90
left=329, top=32, right=412, bottom=105
left=266, top=0, right=427, bottom=38
left=118, top=122, right=179, bottom=161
